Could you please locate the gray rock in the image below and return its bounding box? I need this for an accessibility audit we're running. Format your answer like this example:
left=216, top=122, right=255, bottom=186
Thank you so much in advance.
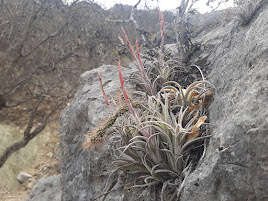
left=59, top=2, right=268, bottom=201
left=25, top=175, right=61, bottom=201
left=60, top=64, right=138, bottom=201
left=180, top=2, right=268, bottom=201
left=46, top=152, right=53, bottom=158
left=17, top=172, right=32, bottom=184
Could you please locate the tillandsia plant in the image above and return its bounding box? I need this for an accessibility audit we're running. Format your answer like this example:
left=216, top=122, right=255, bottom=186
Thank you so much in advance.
left=110, top=80, right=214, bottom=201
left=89, top=9, right=214, bottom=201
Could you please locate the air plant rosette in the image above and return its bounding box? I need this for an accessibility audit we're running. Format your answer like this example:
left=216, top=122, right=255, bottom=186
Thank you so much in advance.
left=88, top=9, right=215, bottom=201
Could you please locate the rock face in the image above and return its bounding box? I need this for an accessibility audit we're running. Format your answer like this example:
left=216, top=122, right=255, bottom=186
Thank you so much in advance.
left=181, top=2, right=268, bottom=201
left=26, top=175, right=61, bottom=201
left=59, top=64, right=138, bottom=201
left=58, top=2, right=268, bottom=201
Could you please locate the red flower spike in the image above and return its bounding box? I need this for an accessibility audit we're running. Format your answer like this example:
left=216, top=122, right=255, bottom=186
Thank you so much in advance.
left=158, top=8, right=165, bottom=41
left=122, top=27, right=152, bottom=94
left=135, top=40, right=147, bottom=80
left=118, top=58, right=142, bottom=125
left=98, top=72, right=110, bottom=106
left=118, top=58, right=129, bottom=101
left=121, top=27, right=137, bottom=61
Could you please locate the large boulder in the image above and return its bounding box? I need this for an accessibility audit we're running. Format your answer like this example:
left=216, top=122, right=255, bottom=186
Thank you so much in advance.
left=58, top=2, right=268, bottom=201
left=59, top=64, right=138, bottom=201
left=181, top=2, right=268, bottom=201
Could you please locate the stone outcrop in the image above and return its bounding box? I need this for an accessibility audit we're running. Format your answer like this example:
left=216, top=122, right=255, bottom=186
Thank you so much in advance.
left=181, top=2, right=268, bottom=201
left=59, top=64, right=138, bottom=201
left=28, top=2, right=268, bottom=201
left=25, top=175, right=61, bottom=201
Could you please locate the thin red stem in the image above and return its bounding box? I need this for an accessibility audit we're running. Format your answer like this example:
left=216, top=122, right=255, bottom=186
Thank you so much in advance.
left=98, top=72, right=110, bottom=106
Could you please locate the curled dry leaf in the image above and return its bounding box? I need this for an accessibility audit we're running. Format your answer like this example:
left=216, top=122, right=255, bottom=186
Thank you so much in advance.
left=187, top=116, right=207, bottom=141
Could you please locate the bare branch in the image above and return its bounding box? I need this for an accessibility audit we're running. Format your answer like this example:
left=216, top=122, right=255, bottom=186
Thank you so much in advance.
left=133, top=0, right=142, bottom=9
left=0, top=0, right=116, bottom=169
left=106, top=0, right=148, bottom=42
left=14, top=1, right=45, bottom=61
left=0, top=98, right=65, bottom=169
left=0, top=20, right=9, bottom=27
left=0, top=0, right=13, bottom=20
left=4, top=97, right=38, bottom=109
left=4, top=39, right=78, bottom=97
left=23, top=96, right=44, bottom=137
left=18, top=21, right=69, bottom=61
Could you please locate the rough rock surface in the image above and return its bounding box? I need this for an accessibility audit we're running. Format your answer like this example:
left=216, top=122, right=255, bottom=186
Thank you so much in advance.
left=59, top=64, right=138, bottom=201
left=181, top=2, right=268, bottom=201
left=25, top=175, right=61, bottom=201
left=55, top=2, right=267, bottom=201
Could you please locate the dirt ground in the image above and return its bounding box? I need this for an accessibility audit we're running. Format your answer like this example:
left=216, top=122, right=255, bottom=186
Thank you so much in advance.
left=0, top=121, right=60, bottom=201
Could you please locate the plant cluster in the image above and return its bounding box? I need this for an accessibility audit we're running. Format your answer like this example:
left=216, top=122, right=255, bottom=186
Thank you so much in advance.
left=89, top=9, right=214, bottom=201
